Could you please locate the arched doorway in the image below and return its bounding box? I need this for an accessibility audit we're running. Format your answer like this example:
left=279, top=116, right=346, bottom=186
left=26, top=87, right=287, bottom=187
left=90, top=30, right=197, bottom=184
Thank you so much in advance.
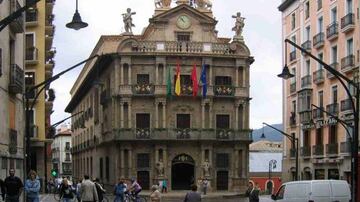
left=266, top=180, right=273, bottom=194
left=172, top=154, right=195, bottom=190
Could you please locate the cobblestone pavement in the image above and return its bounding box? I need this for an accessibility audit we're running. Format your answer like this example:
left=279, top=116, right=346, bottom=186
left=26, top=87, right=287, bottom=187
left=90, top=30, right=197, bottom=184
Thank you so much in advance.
left=39, top=193, right=273, bottom=202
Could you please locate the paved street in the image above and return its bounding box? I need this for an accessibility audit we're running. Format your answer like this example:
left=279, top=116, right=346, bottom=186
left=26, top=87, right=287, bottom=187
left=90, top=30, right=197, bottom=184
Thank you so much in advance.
left=39, top=194, right=273, bottom=202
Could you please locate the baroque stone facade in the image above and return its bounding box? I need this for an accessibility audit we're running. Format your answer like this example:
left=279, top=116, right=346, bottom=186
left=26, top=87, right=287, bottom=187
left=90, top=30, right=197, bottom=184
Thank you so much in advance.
left=66, top=2, right=253, bottom=192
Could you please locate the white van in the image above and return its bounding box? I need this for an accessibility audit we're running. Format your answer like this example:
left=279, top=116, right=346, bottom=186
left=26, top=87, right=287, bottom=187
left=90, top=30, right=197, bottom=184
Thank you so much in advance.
left=271, top=180, right=351, bottom=202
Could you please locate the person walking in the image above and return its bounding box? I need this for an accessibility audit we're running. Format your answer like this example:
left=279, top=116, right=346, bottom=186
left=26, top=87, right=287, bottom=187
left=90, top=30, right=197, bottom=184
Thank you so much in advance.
left=184, top=184, right=201, bottom=202
left=130, top=178, right=142, bottom=202
left=149, top=185, right=161, bottom=202
left=75, top=179, right=82, bottom=202
left=201, top=179, right=208, bottom=195
left=161, top=179, right=167, bottom=193
left=3, top=168, right=23, bottom=202
left=24, top=170, right=40, bottom=202
left=80, top=175, right=98, bottom=202
left=114, top=179, right=126, bottom=202
left=59, top=178, right=74, bottom=202
left=245, top=182, right=259, bottom=202
left=93, top=178, right=106, bottom=202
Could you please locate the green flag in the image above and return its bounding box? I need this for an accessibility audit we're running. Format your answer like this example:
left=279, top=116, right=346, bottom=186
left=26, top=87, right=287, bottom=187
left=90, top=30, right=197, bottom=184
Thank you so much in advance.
left=166, top=65, right=172, bottom=97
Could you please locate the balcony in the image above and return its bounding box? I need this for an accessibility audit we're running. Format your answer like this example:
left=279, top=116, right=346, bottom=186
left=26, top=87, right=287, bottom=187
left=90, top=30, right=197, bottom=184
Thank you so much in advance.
left=64, top=157, right=71, bottom=162
left=340, top=141, right=351, bottom=155
left=46, top=0, right=55, bottom=14
left=64, top=146, right=70, bottom=151
left=327, top=62, right=338, bottom=79
left=301, top=75, right=312, bottom=88
left=313, top=69, right=324, bottom=84
left=25, top=47, right=38, bottom=65
left=301, top=40, right=312, bottom=51
left=130, top=41, right=238, bottom=55
left=312, top=145, right=324, bottom=156
left=299, top=110, right=312, bottom=123
left=289, top=50, right=296, bottom=62
left=326, top=103, right=339, bottom=117
left=312, top=108, right=324, bottom=120
left=216, top=129, right=234, bottom=140
left=326, top=143, right=338, bottom=156
left=132, top=84, right=155, bottom=95
left=289, top=112, right=296, bottom=127
left=8, top=64, right=24, bottom=94
left=326, top=22, right=338, bottom=40
left=46, top=48, right=56, bottom=61
left=340, top=99, right=353, bottom=113
left=135, top=128, right=151, bottom=139
left=214, top=85, right=235, bottom=97
left=341, top=13, right=355, bottom=33
left=301, top=146, right=311, bottom=158
left=25, top=8, right=38, bottom=26
left=313, top=32, right=325, bottom=49
left=290, top=82, right=296, bottom=94
left=114, top=128, right=252, bottom=142
left=25, top=86, right=37, bottom=100
left=9, top=0, right=24, bottom=33
left=341, top=55, right=355, bottom=73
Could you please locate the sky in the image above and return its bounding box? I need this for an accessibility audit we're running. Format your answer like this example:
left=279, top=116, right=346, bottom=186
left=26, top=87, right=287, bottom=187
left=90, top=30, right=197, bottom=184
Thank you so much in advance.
left=51, top=0, right=283, bottom=130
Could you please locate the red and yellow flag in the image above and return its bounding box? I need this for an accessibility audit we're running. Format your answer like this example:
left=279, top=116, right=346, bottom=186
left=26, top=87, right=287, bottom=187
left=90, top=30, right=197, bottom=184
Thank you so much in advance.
left=175, top=62, right=181, bottom=96
left=191, top=64, right=198, bottom=97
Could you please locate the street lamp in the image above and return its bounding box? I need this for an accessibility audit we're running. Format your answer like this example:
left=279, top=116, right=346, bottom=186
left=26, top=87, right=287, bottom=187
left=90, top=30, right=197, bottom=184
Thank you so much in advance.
left=262, top=122, right=299, bottom=181
left=66, top=0, right=88, bottom=30
left=278, top=38, right=359, bottom=201
left=268, top=159, right=277, bottom=194
left=25, top=53, right=116, bottom=174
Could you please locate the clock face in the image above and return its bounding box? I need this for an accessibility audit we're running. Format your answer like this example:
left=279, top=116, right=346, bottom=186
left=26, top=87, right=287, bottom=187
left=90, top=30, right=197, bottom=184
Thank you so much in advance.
left=177, top=15, right=191, bottom=29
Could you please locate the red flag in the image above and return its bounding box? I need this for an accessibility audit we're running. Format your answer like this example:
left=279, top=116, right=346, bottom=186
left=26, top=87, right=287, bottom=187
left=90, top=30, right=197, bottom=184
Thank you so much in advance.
left=191, top=63, right=198, bottom=97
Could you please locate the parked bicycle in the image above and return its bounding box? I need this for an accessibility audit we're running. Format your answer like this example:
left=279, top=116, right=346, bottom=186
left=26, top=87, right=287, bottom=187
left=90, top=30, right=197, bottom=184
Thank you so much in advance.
left=124, top=192, right=147, bottom=202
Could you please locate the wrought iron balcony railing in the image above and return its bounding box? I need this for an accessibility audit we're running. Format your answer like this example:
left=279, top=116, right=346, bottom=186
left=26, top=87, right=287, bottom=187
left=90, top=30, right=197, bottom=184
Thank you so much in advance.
left=9, top=64, right=24, bottom=94
left=312, top=144, right=324, bottom=156
left=175, top=128, right=191, bottom=139
left=25, top=47, right=38, bottom=62
left=299, top=110, right=312, bottom=123
left=326, top=143, right=339, bottom=155
left=312, top=108, right=324, bottom=119
left=340, top=141, right=351, bottom=154
left=301, top=146, right=311, bottom=157
left=341, top=13, right=355, bottom=30
left=301, top=75, right=312, bottom=88
left=327, top=62, right=338, bottom=79
left=341, top=99, right=353, bottom=112
left=326, top=22, right=338, bottom=40
left=313, top=32, right=325, bottom=48
left=10, top=0, right=24, bottom=33
left=301, top=40, right=312, bottom=50
left=341, top=55, right=355, bottom=73
left=25, top=9, right=38, bottom=23
left=313, top=69, right=324, bottom=84
left=326, top=103, right=339, bottom=116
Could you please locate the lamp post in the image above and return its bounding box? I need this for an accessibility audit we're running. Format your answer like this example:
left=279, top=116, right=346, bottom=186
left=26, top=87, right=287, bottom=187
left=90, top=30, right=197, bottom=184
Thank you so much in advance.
left=278, top=39, right=359, bottom=201
left=25, top=53, right=115, bottom=174
left=262, top=122, right=299, bottom=181
left=66, top=0, right=88, bottom=30
left=268, top=159, right=277, bottom=194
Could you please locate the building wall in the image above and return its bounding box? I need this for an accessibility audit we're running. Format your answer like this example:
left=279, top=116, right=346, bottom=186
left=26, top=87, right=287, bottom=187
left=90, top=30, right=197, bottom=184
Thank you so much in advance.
left=280, top=0, right=359, bottom=183
left=0, top=0, right=25, bottom=180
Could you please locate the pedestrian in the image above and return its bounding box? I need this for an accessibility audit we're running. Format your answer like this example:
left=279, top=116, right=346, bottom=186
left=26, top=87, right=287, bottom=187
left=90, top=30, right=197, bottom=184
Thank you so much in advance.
left=184, top=184, right=201, bottom=202
left=150, top=185, right=161, bottom=202
left=79, top=175, right=98, bottom=202
left=245, top=182, right=259, bottom=202
left=114, top=178, right=126, bottom=202
left=75, top=179, right=82, bottom=202
left=3, top=168, right=23, bottom=202
left=59, top=178, right=74, bottom=202
left=93, top=178, right=106, bottom=202
left=0, top=179, right=5, bottom=201
left=24, top=170, right=41, bottom=202
left=161, top=179, right=167, bottom=193
left=130, top=178, right=142, bottom=201
left=201, top=178, right=208, bottom=195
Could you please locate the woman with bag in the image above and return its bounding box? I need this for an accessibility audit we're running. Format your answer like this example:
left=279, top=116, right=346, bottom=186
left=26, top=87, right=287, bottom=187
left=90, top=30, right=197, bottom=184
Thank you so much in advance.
left=59, top=178, right=75, bottom=202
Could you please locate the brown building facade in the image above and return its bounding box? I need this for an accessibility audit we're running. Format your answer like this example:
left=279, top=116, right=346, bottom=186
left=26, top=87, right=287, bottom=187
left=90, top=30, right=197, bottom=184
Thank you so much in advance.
left=66, top=1, right=253, bottom=192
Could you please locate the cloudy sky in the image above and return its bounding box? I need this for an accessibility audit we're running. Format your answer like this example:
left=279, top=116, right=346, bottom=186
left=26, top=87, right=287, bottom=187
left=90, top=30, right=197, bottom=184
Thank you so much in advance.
left=51, top=0, right=283, bottom=129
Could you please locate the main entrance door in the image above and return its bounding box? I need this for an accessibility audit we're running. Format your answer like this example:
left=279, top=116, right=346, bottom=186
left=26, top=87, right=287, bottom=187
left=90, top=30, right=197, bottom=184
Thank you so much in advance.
left=172, top=154, right=195, bottom=190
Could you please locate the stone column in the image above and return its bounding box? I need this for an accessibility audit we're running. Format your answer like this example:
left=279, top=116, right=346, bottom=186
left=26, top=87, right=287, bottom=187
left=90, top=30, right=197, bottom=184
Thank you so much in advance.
left=235, top=103, right=239, bottom=130
left=120, top=102, right=124, bottom=128
left=234, top=149, right=239, bottom=178
left=209, top=102, right=213, bottom=128
left=120, top=63, right=124, bottom=85
left=114, top=99, right=119, bottom=128
left=115, top=58, right=120, bottom=92
left=242, top=149, right=246, bottom=178
left=163, top=147, right=167, bottom=175
left=235, top=67, right=239, bottom=87
left=163, top=65, right=166, bottom=85
left=128, top=149, right=133, bottom=177
left=162, top=102, right=166, bottom=128
left=245, top=102, right=249, bottom=128
left=156, top=64, right=159, bottom=85
left=128, top=64, right=132, bottom=85
left=120, top=149, right=125, bottom=178
left=128, top=102, right=132, bottom=128
left=155, top=101, right=159, bottom=128
left=209, top=65, right=213, bottom=85
left=201, top=102, right=205, bottom=129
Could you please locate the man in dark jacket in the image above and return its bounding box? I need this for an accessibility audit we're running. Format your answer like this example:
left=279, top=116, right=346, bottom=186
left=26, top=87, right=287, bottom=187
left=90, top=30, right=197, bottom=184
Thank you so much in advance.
left=184, top=184, right=201, bottom=202
left=4, top=169, right=23, bottom=202
left=245, top=182, right=260, bottom=202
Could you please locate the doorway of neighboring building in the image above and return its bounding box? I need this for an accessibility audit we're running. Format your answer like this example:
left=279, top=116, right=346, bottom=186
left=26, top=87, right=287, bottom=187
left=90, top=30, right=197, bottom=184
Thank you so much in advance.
left=171, top=154, right=195, bottom=190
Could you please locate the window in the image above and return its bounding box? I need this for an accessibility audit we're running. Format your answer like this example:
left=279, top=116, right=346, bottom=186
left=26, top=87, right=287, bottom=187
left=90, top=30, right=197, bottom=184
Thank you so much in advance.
left=317, top=53, right=323, bottom=69
left=298, top=91, right=312, bottom=111
left=317, top=0, right=322, bottom=10
left=315, top=169, right=325, bottom=179
left=328, top=169, right=339, bottom=179
left=331, top=7, right=337, bottom=23
left=331, top=46, right=337, bottom=63
left=65, top=153, right=70, bottom=160
left=290, top=68, right=296, bottom=84
left=176, top=114, right=190, bottom=128
left=305, top=26, right=310, bottom=40
left=216, top=115, right=230, bottom=129
left=65, top=142, right=70, bottom=149
left=177, top=32, right=190, bottom=41
left=318, top=16, right=323, bottom=32
left=174, top=75, right=192, bottom=86
left=25, top=72, right=36, bottom=98
left=136, top=114, right=150, bottom=128
left=216, top=153, right=229, bottom=168
left=137, top=153, right=150, bottom=169
left=215, top=76, right=232, bottom=86
left=303, top=130, right=310, bottom=146
left=292, top=100, right=296, bottom=113
left=291, top=13, right=296, bottom=30
left=347, top=38, right=353, bottom=55
left=305, top=1, right=310, bottom=19
left=346, top=0, right=353, bottom=14
left=291, top=35, right=296, bottom=51
left=332, top=86, right=338, bottom=103
left=329, top=125, right=337, bottom=143
left=318, top=91, right=323, bottom=107
left=105, top=157, right=109, bottom=181
left=137, top=74, right=149, bottom=84
left=316, top=128, right=323, bottom=144
left=2, top=158, right=7, bottom=169
left=305, top=60, right=310, bottom=75
left=25, top=33, right=35, bottom=60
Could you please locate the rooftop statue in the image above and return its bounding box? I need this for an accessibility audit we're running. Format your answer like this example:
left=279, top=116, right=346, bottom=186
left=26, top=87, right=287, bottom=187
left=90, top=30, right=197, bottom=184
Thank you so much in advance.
left=122, top=8, right=136, bottom=34
left=155, top=0, right=172, bottom=8
left=232, top=12, right=245, bottom=41
left=194, top=0, right=212, bottom=10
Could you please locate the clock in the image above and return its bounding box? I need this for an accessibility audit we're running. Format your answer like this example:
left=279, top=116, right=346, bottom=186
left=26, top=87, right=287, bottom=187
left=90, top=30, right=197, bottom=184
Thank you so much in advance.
left=177, top=15, right=191, bottom=29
